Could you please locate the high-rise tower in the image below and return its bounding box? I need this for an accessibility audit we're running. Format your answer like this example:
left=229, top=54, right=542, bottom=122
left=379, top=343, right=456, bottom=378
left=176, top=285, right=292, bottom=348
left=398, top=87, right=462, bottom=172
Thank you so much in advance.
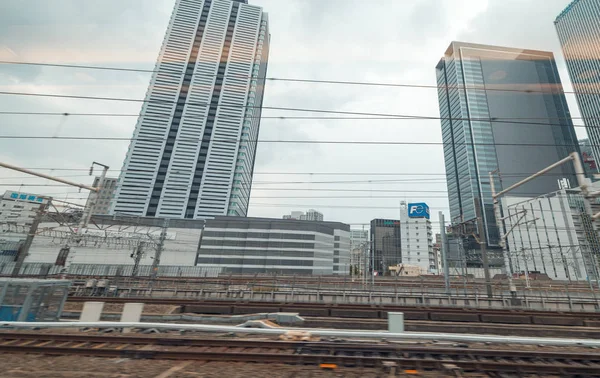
left=555, top=0, right=600, bottom=171
left=436, top=42, right=580, bottom=246
left=112, top=0, right=269, bottom=219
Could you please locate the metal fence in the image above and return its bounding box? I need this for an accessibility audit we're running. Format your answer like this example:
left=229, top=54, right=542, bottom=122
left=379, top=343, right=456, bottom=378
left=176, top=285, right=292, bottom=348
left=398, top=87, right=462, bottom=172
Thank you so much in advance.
left=0, top=262, right=221, bottom=278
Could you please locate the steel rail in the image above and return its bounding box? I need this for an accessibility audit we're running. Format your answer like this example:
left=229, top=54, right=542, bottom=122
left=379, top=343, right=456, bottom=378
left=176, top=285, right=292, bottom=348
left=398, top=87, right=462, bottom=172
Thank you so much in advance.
left=1, top=333, right=600, bottom=375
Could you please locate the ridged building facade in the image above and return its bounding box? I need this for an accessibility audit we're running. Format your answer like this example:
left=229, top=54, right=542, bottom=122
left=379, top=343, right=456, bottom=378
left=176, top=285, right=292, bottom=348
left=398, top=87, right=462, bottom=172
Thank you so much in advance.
left=436, top=42, right=580, bottom=246
left=111, top=0, right=269, bottom=219
left=555, top=0, right=600, bottom=172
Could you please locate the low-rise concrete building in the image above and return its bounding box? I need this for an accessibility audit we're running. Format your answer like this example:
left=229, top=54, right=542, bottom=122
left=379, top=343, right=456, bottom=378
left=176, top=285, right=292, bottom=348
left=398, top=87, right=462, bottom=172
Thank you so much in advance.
left=196, top=216, right=350, bottom=275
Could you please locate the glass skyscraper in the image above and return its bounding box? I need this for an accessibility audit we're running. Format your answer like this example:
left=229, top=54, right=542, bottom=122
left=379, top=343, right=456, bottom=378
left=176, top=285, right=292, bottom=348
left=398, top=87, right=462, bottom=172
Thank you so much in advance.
left=555, top=0, right=600, bottom=171
left=436, top=42, right=580, bottom=246
left=111, top=0, right=269, bottom=219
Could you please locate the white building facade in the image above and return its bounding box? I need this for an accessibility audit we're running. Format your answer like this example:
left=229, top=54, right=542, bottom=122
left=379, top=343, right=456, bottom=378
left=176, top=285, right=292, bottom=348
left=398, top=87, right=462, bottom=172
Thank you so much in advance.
left=86, top=177, right=117, bottom=215
left=0, top=191, right=46, bottom=229
left=400, top=202, right=435, bottom=273
left=196, top=217, right=350, bottom=275
left=502, top=189, right=597, bottom=281
left=111, top=0, right=270, bottom=219
left=18, top=216, right=204, bottom=267
left=283, top=209, right=324, bottom=222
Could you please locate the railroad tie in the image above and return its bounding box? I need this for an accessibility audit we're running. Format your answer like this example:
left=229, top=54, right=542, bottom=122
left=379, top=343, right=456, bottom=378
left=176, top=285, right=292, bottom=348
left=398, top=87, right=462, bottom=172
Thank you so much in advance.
left=153, top=361, right=194, bottom=378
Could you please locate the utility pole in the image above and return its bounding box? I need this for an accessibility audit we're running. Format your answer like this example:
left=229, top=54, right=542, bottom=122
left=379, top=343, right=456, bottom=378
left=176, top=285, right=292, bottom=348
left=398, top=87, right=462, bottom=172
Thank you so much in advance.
left=11, top=201, right=50, bottom=277
left=131, top=242, right=145, bottom=277
left=474, top=199, right=493, bottom=298
left=439, top=211, right=450, bottom=295
left=63, top=162, right=109, bottom=274
left=151, top=218, right=169, bottom=280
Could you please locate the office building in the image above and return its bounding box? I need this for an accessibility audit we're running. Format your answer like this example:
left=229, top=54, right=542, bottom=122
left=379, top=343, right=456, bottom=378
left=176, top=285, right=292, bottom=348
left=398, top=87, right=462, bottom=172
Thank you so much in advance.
left=502, top=188, right=600, bottom=281
left=370, top=219, right=401, bottom=274
left=0, top=191, right=47, bottom=227
left=350, top=228, right=369, bottom=248
left=436, top=42, right=580, bottom=246
left=399, top=202, right=435, bottom=273
left=283, top=209, right=324, bottom=222
left=85, top=177, right=118, bottom=215
left=111, top=0, right=270, bottom=219
left=579, top=138, right=597, bottom=175
left=0, top=191, right=49, bottom=259
left=556, top=0, right=600, bottom=171
left=196, top=216, right=351, bottom=275
left=24, top=215, right=202, bottom=268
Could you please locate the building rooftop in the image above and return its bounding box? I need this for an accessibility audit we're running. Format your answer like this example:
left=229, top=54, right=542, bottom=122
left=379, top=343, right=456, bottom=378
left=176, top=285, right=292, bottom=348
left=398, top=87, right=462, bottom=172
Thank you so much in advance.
left=443, top=41, right=555, bottom=59
left=555, top=0, right=581, bottom=23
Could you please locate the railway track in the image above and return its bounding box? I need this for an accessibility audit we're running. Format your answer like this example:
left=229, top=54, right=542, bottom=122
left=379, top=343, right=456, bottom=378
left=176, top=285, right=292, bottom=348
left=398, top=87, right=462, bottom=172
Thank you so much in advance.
left=1, top=332, right=600, bottom=376
left=67, top=296, right=600, bottom=326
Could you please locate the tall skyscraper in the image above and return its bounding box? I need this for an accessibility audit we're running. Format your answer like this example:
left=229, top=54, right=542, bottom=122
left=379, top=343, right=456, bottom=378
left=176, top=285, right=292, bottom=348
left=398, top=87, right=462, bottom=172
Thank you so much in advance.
left=111, top=0, right=270, bottom=219
left=555, top=0, right=600, bottom=170
left=370, top=219, right=401, bottom=274
left=436, top=42, right=580, bottom=246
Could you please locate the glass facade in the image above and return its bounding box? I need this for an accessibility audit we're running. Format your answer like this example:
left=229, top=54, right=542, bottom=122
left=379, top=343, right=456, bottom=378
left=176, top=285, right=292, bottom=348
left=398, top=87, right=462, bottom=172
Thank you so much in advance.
left=556, top=0, right=600, bottom=172
left=436, top=42, right=580, bottom=246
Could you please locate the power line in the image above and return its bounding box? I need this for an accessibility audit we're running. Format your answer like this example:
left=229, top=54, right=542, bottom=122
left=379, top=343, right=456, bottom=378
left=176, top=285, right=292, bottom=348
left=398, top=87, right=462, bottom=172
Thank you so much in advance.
left=0, top=90, right=594, bottom=130
left=0, top=110, right=596, bottom=125
left=1, top=60, right=597, bottom=96
left=0, top=134, right=592, bottom=148
left=3, top=168, right=594, bottom=179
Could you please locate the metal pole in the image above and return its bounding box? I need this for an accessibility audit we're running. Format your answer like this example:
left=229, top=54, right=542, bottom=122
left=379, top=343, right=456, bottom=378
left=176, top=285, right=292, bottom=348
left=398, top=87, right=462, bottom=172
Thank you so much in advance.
left=0, top=161, right=98, bottom=192
left=439, top=211, right=450, bottom=295
left=63, top=162, right=110, bottom=274
left=371, top=238, right=375, bottom=287
left=131, top=242, right=144, bottom=277
left=80, top=163, right=109, bottom=229
left=490, top=171, right=516, bottom=296
left=494, top=155, right=574, bottom=198
left=475, top=199, right=493, bottom=298
left=151, top=218, right=169, bottom=280
left=11, top=202, right=49, bottom=277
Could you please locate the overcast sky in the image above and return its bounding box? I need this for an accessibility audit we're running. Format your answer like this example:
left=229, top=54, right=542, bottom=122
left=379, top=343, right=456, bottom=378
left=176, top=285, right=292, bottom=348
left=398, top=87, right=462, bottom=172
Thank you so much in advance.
left=0, top=0, right=583, bottom=231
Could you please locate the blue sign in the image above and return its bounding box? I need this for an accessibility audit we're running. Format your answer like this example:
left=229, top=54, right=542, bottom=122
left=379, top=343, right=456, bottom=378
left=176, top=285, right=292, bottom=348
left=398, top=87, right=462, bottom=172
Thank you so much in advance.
left=408, top=203, right=430, bottom=219
left=4, top=191, right=47, bottom=204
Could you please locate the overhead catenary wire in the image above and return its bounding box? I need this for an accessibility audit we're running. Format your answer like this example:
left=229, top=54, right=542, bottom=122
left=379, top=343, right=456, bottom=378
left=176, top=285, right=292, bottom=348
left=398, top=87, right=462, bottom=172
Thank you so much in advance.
left=1, top=60, right=599, bottom=96
left=0, top=134, right=593, bottom=148
left=0, top=90, right=597, bottom=131
left=0, top=111, right=597, bottom=128
left=0, top=169, right=592, bottom=179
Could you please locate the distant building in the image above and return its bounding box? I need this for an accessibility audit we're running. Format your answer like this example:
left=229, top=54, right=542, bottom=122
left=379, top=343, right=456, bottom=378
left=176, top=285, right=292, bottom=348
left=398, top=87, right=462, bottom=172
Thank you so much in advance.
left=196, top=216, right=350, bottom=275
left=350, top=228, right=369, bottom=248
left=400, top=202, right=435, bottom=273
left=556, top=1, right=600, bottom=172
left=370, top=219, right=401, bottom=274
left=436, top=41, right=580, bottom=247
left=0, top=191, right=47, bottom=227
left=502, top=188, right=600, bottom=281
left=111, top=0, right=271, bottom=219
left=282, top=209, right=324, bottom=222
left=579, top=139, right=596, bottom=176
left=22, top=215, right=203, bottom=273
left=86, top=177, right=118, bottom=215
left=0, top=191, right=49, bottom=258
